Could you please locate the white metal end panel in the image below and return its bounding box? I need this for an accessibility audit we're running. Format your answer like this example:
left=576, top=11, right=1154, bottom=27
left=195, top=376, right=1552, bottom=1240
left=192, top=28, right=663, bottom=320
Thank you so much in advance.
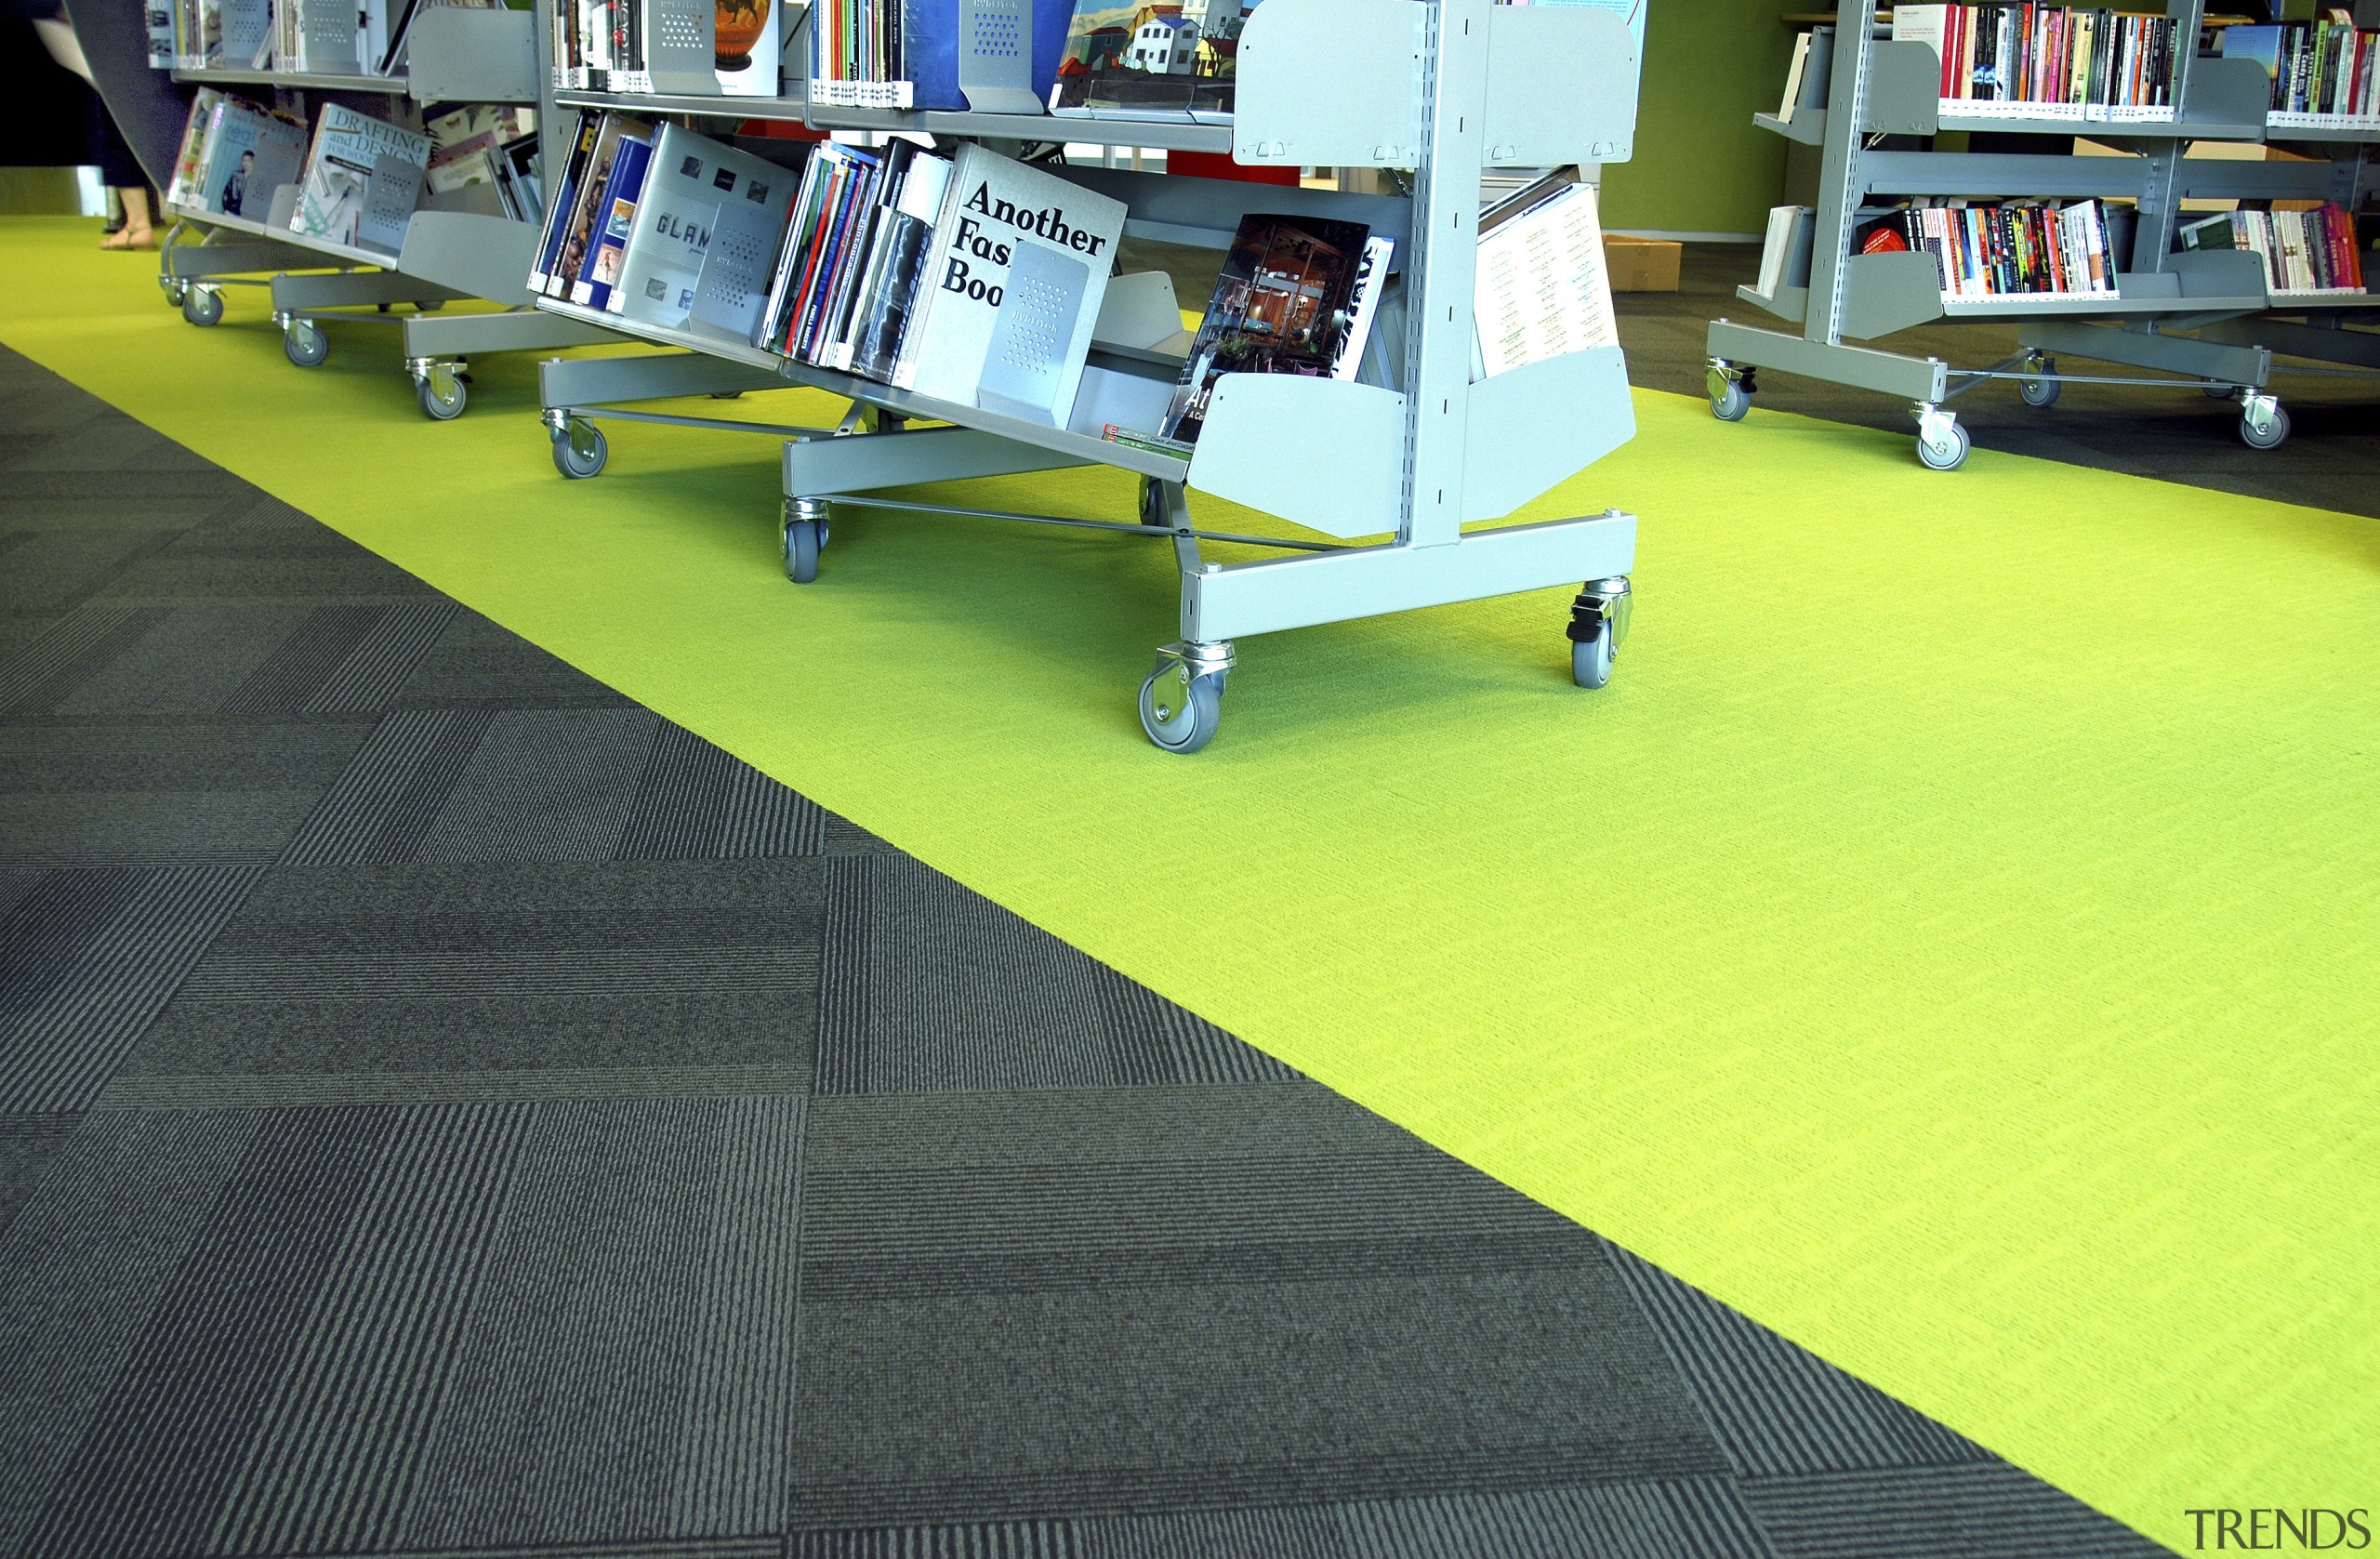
left=398, top=211, right=543, bottom=307
left=1482, top=7, right=1637, bottom=166
left=1233, top=0, right=1423, bottom=167
left=1187, top=374, right=1408, bottom=539
left=1461, top=346, right=1633, bottom=522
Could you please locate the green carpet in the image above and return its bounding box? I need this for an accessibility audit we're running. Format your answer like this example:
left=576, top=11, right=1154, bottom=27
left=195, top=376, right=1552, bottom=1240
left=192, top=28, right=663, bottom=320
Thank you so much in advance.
left=7, top=217, right=2374, bottom=1553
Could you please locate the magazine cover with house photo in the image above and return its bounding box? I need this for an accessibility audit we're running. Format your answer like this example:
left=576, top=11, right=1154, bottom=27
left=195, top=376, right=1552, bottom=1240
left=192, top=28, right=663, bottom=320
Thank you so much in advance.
left=1049, top=0, right=1253, bottom=121
left=1160, top=212, right=1377, bottom=443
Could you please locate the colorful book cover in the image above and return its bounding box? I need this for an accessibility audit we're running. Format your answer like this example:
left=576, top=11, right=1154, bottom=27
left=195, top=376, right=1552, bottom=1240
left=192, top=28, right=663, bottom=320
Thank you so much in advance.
left=612, top=124, right=800, bottom=334
left=573, top=134, right=654, bottom=310
left=290, top=104, right=431, bottom=251
left=1048, top=0, right=1248, bottom=121
left=1160, top=210, right=1372, bottom=443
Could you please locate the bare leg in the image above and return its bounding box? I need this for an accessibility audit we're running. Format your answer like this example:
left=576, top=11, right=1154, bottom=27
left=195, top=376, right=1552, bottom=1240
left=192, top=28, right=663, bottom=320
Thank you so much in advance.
left=99, top=189, right=154, bottom=250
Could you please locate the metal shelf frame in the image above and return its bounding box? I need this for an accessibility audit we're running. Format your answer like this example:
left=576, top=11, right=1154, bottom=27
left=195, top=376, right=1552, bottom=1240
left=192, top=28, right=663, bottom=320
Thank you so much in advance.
left=1702, top=0, right=2372, bottom=467
left=127, top=7, right=630, bottom=417
left=529, top=0, right=1647, bottom=751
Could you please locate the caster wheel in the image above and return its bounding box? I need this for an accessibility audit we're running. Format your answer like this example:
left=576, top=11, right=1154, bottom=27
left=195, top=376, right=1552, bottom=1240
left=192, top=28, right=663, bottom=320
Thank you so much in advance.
left=708, top=390, right=746, bottom=400
left=2017, top=361, right=2060, bottom=407
left=416, top=299, right=444, bottom=312
left=784, top=513, right=824, bottom=583
left=416, top=368, right=467, bottom=421
left=182, top=285, right=223, bottom=326
left=2240, top=403, right=2291, bottom=451
left=283, top=319, right=328, bottom=367
left=1708, top=370, right=1751, bottom=422
left=1139, top=661, right=1223, bottom=754
left=2206, top=383, right=2239, bottom=400
left=164, top=279, right=189, bottom=308
left=1916, top=421, right=1971, bottom=470
left=551, top=421, right=607, bottom=479
left=1570, top=620, right=1615, bottom=689
left=1138, top=475, right=1170, bottom=527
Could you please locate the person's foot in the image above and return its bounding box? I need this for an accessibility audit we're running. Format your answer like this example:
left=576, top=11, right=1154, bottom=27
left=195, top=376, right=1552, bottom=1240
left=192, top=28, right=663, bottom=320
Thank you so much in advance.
left=99, top=226, right=154, bottom=250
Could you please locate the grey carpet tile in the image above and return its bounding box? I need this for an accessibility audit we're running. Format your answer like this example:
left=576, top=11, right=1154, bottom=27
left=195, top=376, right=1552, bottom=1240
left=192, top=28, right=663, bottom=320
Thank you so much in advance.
left=799, top=1087, right=1588, bottom=1299
left=616, top=722, right=896, bottom=861
left=395, top=614, right=641, bottom=709
left=1602, top=1240, right=1992, bottom=1478
left=0, top=1116, right=77, bottom=1236
left=117, top=861, right=826, bottom=1083
left=0, top=601, right=168, bottom=716
left=33, top=601, right=325, bottom=719
left=0, top=866, right=259, bottom=1114
left=94, top=1063, right=815, bottom=1110
left=1736, top=1465, right=2167, bottom=1559
left=411, top=707, right=664, bottom=863
left=0, top=526, right=184, bottom=618
left=792, top=1481, right=1778, bottom=1559
left=0, top=1109, right=270, bottom=1557
left=817, top=855, right=1295, bottom=1094
left=787, top=1267, right=1727, bottom=1526
left=0, top=724, right=373, bottom=869
left=0, top=469, right=265, bottom=506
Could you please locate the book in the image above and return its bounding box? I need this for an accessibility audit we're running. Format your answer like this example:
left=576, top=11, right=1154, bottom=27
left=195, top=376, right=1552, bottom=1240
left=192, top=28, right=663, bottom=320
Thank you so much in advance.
left=165, top=90, right=227, bottom=210
left=196, top=97, right=306, bottom=221
left=531, top=111, right=604, bottom=292
left=610, top=124, right=801, bottom=333
left=1757, top=204, right=1813, bottom=298
left=718, top=0, right=780, bottom=94
left=572, top=133, right=654, bottom=310
left=1161, top=211, right=1378, bottom=443
left=892, top=144, right=1129, bottom=421
left=1472, top=170, right=1617, bottom=379
left=1049, top=0, right=1243, bottom=122
left=844, top=150, right=952, bottom=379
left=289, top=104, right=432, bottom=254
left=545, top=114, right=651, bottom=298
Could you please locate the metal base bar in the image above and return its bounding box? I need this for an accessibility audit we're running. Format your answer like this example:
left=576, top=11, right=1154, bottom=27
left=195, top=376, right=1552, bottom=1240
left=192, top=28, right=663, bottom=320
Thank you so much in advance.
left=164, top=240, right=324, bottom=280
left=539, top=350, right=787, bottom=409
left=1184, top=510, right=1638, bottom=642
left=1707, top=320, right=1950, bottom=400
left=559, top=404, right=841, bottom=440
left=2016, top=319, right=2271, bottom=388
left=2192, top=315, right=2380, bottom=373
left=784, top=424, right=1091, bottom=497
left=824, top=495, right=1342, bottom=553
left=271, top=271, right=468, bottom=310
left=403, top=310, right=621, bottom=358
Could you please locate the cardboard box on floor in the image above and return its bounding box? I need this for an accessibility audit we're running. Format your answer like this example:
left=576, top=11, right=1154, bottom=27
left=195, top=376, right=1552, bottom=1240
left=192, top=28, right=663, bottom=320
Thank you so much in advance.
left=1604, top=235, right=1681, bottom=292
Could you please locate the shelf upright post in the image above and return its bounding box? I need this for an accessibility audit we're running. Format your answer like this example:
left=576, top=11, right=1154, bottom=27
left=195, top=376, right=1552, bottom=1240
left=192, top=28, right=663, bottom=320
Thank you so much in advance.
left=1397, top=0, right=1491, bottom=550
left=1805, top=0, right=1881, bottom=350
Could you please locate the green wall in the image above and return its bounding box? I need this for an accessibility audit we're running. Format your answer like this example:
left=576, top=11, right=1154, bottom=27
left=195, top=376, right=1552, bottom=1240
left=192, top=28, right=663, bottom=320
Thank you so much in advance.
left=0, top=169, right=90, bottom=217
left=1601, top=0, right=1798, bottom=237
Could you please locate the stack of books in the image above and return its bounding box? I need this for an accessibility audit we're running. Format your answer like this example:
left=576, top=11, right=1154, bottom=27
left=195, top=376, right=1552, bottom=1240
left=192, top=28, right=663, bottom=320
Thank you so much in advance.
left=1892, top=5, right=2178, bottom=123
left=2220, top=19, right=2380, bottom=129
left=1884, top=199, right=2122, bottom=300
left=2180, top=205, right=2368, bottom=298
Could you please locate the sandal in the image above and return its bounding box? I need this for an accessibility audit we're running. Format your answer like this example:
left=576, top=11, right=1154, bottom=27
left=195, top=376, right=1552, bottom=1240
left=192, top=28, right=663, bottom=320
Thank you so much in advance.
left=99, top=226, right=156, bottom=251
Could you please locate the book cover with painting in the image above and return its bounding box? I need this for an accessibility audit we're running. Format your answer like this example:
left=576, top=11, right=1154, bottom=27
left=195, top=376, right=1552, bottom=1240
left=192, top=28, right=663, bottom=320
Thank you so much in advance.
left=1048, top=0, right=1251, bottom=122
left=1160, top=212, right=1377, bottom=443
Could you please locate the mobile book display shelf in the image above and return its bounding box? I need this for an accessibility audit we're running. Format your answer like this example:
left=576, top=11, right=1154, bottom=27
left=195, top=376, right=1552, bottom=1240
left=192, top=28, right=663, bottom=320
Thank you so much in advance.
left=525, top=0, right=1648, bottom=753
left=1705, top=0, right=2376, bottom=470
left=149, top=7, right=624, bottom=419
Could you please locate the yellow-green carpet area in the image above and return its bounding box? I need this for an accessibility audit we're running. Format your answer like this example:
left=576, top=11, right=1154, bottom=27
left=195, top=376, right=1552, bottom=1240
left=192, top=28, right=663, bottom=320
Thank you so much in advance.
left=6, top=218, right=2375, bottom=1553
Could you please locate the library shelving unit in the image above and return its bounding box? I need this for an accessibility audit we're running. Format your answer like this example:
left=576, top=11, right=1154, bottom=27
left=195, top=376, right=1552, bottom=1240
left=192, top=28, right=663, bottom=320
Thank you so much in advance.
left=526, top=0, right=1646, bottom=752
left=1706, top=0, right=2305, bottom=469
left=152, top=7, right=623, bottom=418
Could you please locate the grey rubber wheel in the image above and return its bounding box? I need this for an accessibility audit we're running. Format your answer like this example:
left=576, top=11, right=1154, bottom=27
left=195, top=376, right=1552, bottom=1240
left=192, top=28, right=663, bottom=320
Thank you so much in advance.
left=1916, top=421, right=1971, bottom=471
left=551, top=423, right=607, bottom=480
left=1571, top=620, right=1615, bottom=689
left=2206, top=383, right=2239, bottom=400
left=784, top=516, right=822, bottom=584
left=1710, top=380, right=1750, bottom=422
left=2240, top=404, right=2291, bottom=451
left=2018, top=367, right=2060, bottom=407
left=1139, top=665, right=1223, bottom=754
left=283, top=320, right=328, bottom=367
left=417, top=370, right=467, bottom=421
left=1138, top=476, right=1169, bottom=527
left=182, top=285, right=223, bottom=326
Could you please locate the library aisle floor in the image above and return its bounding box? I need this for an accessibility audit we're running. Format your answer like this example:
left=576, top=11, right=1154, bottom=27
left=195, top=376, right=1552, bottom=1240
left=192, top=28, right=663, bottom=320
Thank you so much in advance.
left=0, top=217, right=2373, bottom=1555
left=0, top=339, right=2153, bottom=1559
